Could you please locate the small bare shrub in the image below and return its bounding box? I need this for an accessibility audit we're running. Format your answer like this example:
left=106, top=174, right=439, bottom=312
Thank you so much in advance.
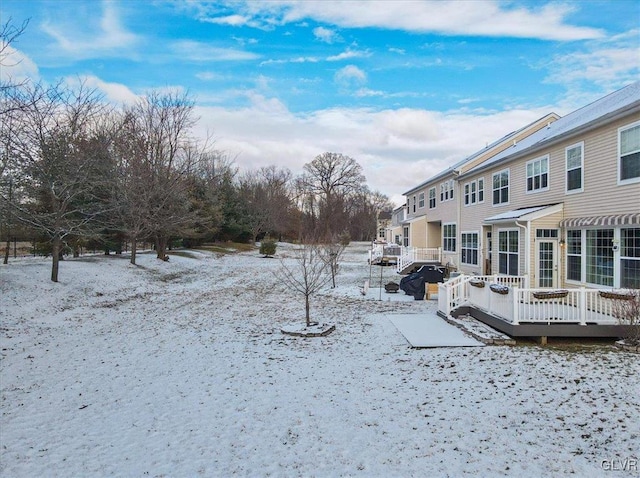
left=611, top=289, right=640, bottom=346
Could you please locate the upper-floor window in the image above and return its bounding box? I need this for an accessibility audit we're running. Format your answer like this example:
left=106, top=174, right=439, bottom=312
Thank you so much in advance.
left=418, top=192, right=425, bottom=209
left=464, top=178, right=484, bottom=206
left=492, top=169, right=509, bottom=205
left=566, top=142, right=584, bottom=193
left=619, top=121, right=640, bottom=183
left=428, top=187, right=436, bottom=209
left=443, top=223, right=456, bottom=252
left=412, top=195, right=417, bottom=213
left=440, top=179, right=454, bottom=202
left=526, top=156, right=549, bottom=192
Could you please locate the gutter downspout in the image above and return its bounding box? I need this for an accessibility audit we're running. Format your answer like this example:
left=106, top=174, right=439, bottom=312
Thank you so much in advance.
left=515, top=220, right=530, bottom=288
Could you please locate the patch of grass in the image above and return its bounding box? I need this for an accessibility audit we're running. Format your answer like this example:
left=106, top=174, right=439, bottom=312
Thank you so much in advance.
left=169, top=250, right=201, bottom=259
left=195, top=242, right=257, bottom=254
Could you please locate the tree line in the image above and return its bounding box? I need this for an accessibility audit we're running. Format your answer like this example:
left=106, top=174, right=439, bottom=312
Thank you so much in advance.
left=1, top=23, right=392, bottom=282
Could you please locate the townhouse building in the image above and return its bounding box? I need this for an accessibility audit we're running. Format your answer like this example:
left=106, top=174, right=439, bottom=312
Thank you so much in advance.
left=402, top=81, right=640, bottom=291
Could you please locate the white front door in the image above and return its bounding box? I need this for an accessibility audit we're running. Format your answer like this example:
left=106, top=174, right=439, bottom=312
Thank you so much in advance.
left=536, top=240, right=558, bottom=288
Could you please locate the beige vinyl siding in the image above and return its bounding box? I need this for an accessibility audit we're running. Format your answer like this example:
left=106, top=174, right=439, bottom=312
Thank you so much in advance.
left=408, top=216, right=427, bottom=248
left=459, top=114, right=640, bottom=232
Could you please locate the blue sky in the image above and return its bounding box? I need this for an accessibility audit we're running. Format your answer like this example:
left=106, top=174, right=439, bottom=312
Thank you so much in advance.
left=2, top=0, right=639, bottom=206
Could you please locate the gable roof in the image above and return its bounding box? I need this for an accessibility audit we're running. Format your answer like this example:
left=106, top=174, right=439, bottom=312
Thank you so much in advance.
left=402, top=112, right=559, bottom=196
left=461, top=81, right=640, bottom=178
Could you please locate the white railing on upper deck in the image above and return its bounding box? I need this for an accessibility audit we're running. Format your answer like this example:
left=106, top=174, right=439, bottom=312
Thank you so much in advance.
left=438, top=274, right=634, bottom=326
left=396, top=247, right=442, bottom=273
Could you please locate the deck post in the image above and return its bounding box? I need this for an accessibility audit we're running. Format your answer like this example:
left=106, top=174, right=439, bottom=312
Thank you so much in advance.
left=512, top=287, right=519, bottom=325
left=579, top=287, right=587, bottom=326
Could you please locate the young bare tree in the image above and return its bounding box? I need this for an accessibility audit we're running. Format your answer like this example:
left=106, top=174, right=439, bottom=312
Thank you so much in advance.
left=321, top=233, right=349, bottom=288
left=277, top=241, right=332, bottom=327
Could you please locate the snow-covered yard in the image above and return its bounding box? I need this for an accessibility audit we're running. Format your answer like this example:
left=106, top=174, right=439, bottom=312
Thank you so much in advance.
left=1, top=242, right=639, bottom=477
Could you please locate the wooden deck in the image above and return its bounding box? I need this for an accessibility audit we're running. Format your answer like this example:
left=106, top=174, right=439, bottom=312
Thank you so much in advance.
left=446, top=306, right=632, bottom=338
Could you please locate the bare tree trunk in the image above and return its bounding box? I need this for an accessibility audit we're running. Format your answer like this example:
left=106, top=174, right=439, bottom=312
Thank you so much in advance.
left=156, top=235, right=168, bottom=261
left=3, top=237, right=9, bottom=264
left=51, top=234, right=60, bottom=282
left=130, top=237, right=137, bottom=265
left=305, top=293, right=311, bottom=327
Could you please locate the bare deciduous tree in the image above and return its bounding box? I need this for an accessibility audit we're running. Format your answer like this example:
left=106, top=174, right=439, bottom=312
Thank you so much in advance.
left=277, top=242, right=332, bottom=327
left=125, top=91, right=199, bottom=261
left=2, top=81, right=111, bottom=281
left=300, top=152, right=366, bottom=240
left=611, top=290, right=640, bottom=346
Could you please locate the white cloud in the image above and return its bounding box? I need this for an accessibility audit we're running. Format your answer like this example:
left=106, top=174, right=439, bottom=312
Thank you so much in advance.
left=0, top=44, right=39, bottom=84
left=203, top=14, right=250, bottom=26
left=170, top=41, right=260, bottom=62
left=326, top=48, right=371, bottom=61
left=194, top=97, right=551, bottom=207
left=206, top=0, right=603, bottom=41
left=313, top=26, right=340, bottom=43
left=196, top=71, right=225, bottom=81
left=543, top=30, right=640, bottom=92
left=41, top=1, right=140, bottom=59
left=334, top=65, right=366, bottom=86
left=68, top=75, right=138, bottom=105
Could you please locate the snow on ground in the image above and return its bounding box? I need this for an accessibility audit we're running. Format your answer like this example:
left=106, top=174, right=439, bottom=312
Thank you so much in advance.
left=1, top=242, right=639, bottom=477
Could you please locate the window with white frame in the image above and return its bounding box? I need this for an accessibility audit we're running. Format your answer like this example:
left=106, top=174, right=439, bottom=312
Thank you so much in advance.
left=440, top=179, right=454, bottom=202
left=586, top=229, right=614, bottom=286
left=498, top=230, right=518, bottom=275
left=566, top=142, right=583, bottom=193
left=526, top=156, right=549, bottom=192
left=566, top=230, right=582, bottom=282
left=464, top=179, right=484, bottom=206
left=418, top=192, right=425, bottom=209
left=412, top=195, right=416, bottom=213
left=403, top=226, right=409, bottom=247
left=619, top=121, right=640, bottom=183
left=443, top=224, right=456, bottom=252
left=492, top=170, right=509, bottom=205
left=621, top=228, right=640, bottom=288
left=428, top=187, right=436, bottom=209
left=461, top=232, right=479, bottom=265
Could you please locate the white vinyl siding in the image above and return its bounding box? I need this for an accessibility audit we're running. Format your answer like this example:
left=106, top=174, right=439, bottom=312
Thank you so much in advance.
left=565, top=142, right=584, bottom=193
left=619, top=121, right=640, bottom=184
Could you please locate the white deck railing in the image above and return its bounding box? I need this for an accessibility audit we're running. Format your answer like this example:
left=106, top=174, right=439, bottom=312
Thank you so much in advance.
left=396, top=247, right=442, bottom=273
left=438, top=274, right=632, bottom=326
